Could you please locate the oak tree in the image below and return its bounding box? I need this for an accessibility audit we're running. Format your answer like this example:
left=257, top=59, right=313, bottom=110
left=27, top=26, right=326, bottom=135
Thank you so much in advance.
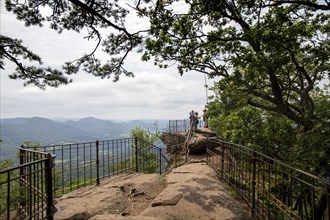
left=138, top=0, right=329, bottom=133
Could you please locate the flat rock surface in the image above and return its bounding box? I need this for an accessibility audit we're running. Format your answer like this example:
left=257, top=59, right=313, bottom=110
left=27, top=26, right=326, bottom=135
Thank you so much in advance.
left=138, top=163, right=251, bottom=220
left=55, top=161, right=251, bottom=220
left=55, top=173, right=166, bottom=219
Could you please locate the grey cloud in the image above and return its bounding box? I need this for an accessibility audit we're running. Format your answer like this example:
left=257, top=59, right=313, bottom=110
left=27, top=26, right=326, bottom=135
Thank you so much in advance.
left=0, top=1, right=215, bottom=120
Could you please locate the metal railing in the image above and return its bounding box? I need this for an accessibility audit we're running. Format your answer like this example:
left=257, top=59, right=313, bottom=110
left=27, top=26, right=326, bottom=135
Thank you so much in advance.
left=164, top=143, right=186, bottom=169
left=206, top=138, right=330, bottom=220
left=169, top=119, right=190, bottom=133
left=33, top=137, right=168, bottom=197
left=0, top=147, right=56, bottom=220
left=168, top=119, right=205, bottom=133
left=135, top=138, right=168, bottom=174
left=0, top=137, right=168, bottom=219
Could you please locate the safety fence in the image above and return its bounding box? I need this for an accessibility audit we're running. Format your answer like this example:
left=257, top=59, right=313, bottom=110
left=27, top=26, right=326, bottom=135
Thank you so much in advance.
left=164, top=143, right=187, bottom=169
left=0, top=137, right=168, bottom=219
left=206, top=138, right=330, bottom=220
left=168, top=119, right=204, bottom=133
left=0, top=147, right=56, bottom=220
left=37, top=137, right=168, bottom=197
left=168, top=119, right=190, bottom=133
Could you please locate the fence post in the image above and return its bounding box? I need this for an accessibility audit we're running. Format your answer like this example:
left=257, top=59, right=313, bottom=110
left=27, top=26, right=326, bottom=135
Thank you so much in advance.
left=135, top=137, right=139, bottom=172
left=327, top=184, right=330, bottom=220
left=96, top=140, right=100, bottom=186
left=20, top=146, right=25, bottom=175
left=251, top=151, right=257, bottom=217
left=7, top=172, right=11, bottom=220
left=159, top=148, right=162, bottom=175
left=45, top=153, right=55, bottom=220
left=205, top=138, right=209, bottom=165
left=175, top=146, right=177, bottom=168
left=19, top=146, right=26, bottom=218
left=220, top=143, right=225, bottom=179
left=19, top=146, right=25, bottom=176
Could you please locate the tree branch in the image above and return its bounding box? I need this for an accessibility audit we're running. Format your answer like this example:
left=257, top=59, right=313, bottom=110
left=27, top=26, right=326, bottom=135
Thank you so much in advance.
left=68, top=0, right=130, bottom=36
left=247, top=99, right=279, bottom=112
left=265, top=0, right=330, bottom=11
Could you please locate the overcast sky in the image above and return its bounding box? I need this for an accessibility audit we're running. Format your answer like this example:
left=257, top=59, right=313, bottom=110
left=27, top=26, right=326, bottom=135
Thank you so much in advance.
left=0, top=1, right=218, bottom=121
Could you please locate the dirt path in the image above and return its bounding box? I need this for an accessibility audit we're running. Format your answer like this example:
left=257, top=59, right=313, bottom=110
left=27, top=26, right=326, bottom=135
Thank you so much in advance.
left=55, top=162, right=251, bottom=220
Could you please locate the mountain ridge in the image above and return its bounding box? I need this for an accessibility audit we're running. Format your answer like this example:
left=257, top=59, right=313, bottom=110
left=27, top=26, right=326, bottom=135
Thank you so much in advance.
left=0, top=117, right=168, bottom=162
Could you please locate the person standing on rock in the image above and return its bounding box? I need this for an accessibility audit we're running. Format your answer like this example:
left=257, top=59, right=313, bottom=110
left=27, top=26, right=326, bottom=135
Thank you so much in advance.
left=203, top=109, right=209, bottom=128
left=193, top=112, right=200, bottom=131
left=189, top=110, right=194, bottom=126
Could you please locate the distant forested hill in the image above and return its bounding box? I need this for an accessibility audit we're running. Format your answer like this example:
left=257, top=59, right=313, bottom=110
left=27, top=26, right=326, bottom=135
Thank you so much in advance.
left=0, top=117, right=168, bottom=163
left=61, top=117, right=147, bottom=139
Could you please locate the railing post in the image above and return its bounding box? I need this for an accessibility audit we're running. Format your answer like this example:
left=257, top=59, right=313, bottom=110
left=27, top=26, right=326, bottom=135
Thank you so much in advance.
left=45, top=153, right=55, bottom=220
left=20, top=145, right=25, bottom=165
left=19, top=146, right=26, bottom=219
left=220, top=143, right=225, bottom=179
left=135, top=137, right=139, bottom=172
left=327, top=184, right=330, bottom=220
left=206, top=138, right=209, bottom=165
left=19, top=146, right=25, bottom=177
left=96, top=140, right=100, bottom=186
left=159, top=148, right=162, bottom=175
left=7, top=172, right=11, bottom=220
left=175, top=145, right=177, bottom=168
left=251, top=151, right=257, bottom=217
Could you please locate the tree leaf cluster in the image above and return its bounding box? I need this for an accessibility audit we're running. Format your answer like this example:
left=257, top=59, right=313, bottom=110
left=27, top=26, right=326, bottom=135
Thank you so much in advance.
left=2, top=0, right=144, bottom=88
left=130, top=126, right=161, bottom=173
left=207, top=84, right=330, bottom=177
left=139, top=0, right=329, bottom=133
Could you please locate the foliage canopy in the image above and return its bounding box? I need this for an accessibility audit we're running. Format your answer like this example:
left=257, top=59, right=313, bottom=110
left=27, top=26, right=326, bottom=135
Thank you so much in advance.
left=1, top=0, right=143, bottom=88
left=1, top=1, right=329, bottom=172
left=130, top=126, right=161, bottom=173
left=137, top=0, right=329, bottom=133
left=2, top=0, right=329, bottom=131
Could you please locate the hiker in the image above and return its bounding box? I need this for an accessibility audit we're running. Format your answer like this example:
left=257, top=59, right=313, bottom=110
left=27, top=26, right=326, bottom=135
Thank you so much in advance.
left=203, top=109, right=208, bottom=128
left=189, top=110, right=194, bottom=125
left=193, top=112, right=200, bottom=131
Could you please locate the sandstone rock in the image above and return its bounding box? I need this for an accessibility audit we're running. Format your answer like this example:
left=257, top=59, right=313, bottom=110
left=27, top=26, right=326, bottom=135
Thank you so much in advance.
left=90, top=214, right=162, bottom=220
left=160, top=129, right=220, bottom=155
left=56, top=163, right=252, bottom=220
left=160, top=132, right=186, bottom=146
left=188, top=133, right=207, bottom=154
left=128, top=188, right=144, bottom=197
left=194, top=127, right=217, bottom=137
left=64, top=211, right=91, bottom=220
left=151, top=194, right=182, bottom=207
left=188, top=129, right=219, bottom=154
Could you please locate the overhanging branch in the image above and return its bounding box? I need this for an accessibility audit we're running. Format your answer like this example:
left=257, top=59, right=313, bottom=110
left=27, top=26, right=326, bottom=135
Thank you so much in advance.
left=265, top=0, right=330, bottom=10
left=247, top=99, right=279, bottom=112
